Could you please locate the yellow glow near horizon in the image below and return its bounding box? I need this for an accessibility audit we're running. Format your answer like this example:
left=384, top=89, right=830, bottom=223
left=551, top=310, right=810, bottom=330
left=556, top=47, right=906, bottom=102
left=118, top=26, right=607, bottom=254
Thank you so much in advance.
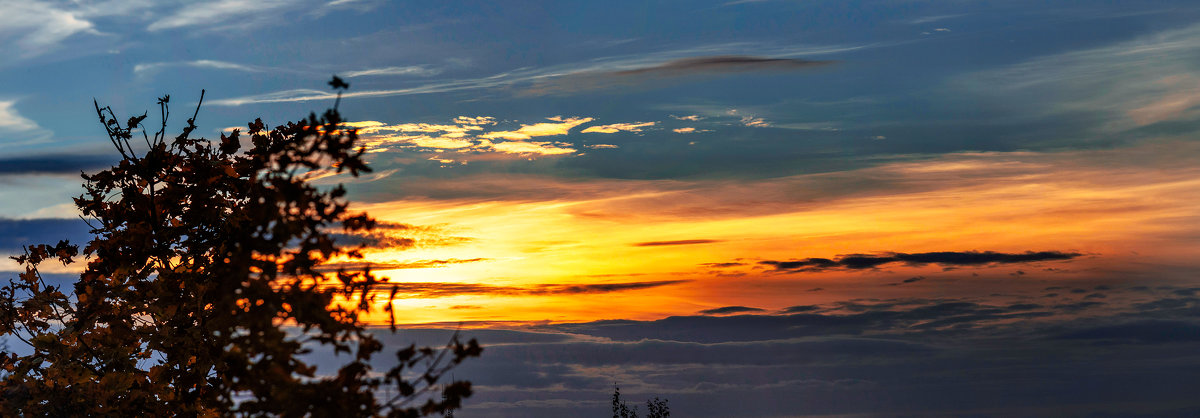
left=340, top=141, right=1200, bottom=325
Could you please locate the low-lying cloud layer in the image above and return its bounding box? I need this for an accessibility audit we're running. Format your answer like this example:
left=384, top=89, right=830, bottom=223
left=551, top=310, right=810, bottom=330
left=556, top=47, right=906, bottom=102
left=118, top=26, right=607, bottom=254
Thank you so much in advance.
left=296, top=283, right=1200, bottom=417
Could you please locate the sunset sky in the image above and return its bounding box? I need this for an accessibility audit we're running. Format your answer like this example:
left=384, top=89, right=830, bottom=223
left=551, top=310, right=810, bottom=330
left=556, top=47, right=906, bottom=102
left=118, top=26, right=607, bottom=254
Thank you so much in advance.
left=4, top=0, right=1200, bottom=416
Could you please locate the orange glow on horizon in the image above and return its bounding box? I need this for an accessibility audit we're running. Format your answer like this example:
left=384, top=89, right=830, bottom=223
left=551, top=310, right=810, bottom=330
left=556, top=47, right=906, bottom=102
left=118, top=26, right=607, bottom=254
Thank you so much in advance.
left=337, top=140, right=1200, bottom=325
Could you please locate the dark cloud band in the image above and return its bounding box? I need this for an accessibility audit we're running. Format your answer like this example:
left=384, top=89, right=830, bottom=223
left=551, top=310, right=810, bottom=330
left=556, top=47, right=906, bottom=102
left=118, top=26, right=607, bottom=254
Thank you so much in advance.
left=375, top=279, right=691, bottom=298
left=612, top=55, right=834, bottom=77
left=0, top=155, right=114, bottom=174
left=760, top=250, right=1082, bottom=272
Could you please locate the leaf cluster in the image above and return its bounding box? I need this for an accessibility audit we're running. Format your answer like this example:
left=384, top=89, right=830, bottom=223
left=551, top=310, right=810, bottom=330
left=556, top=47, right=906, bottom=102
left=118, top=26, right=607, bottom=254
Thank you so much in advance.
left=612, top=385, right=669, bottom=418
left=0, top=81, right=480, bottom=416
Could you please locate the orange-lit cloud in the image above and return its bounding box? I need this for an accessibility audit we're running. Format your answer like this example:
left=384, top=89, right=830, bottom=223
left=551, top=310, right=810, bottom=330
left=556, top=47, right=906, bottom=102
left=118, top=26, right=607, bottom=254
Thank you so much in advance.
left=345, top=116, right=611, bottom=156
left=478, top=117, right=593, bottom=140
left=581, top=121, right=656, bottom=134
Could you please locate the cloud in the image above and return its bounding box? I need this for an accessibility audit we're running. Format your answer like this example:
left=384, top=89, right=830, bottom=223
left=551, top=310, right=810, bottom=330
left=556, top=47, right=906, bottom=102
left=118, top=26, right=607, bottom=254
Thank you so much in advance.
left=722, top=0, right=770, bottom=6
left=760, top=251, right=1082, bottom=272
left=1053, top=320, right=1200, bottom=343
left=133, top=59, right=265, bottom=77
left=580, top=122, right=656, bottom=134
left=342, top=66, right=442, bottom=77
left=907, top=14, right=966, bottom=24
left=611, top=55, right=832, bottom=77
left=670, top=115, right=704, bottom=121
left=210, top=45, right=855, bottom=105
left=700, top=262, right=745, bottom=268
left=349, top=116, right=595, bottom=156
left=633, top=239, right=723, bottom=247
left=339, top=279, right=691, bottom=298
left=454, top=116, right=497, bottom=125
left=0, top=101, right=41, bottom=132
left=0, top=154, right=112, bottom=174
left=524, top=55, right=835, bottom=96
left=698, top=306, right=766, bottom=315
left=672, top=127, right=711, bottom=134
left=326, top=222, right=473, bottom=249
left=441, top=290, right=1200, bottom=417
left=328, top=232, right=415, bottom=249
left=490, top=141, right=576, bottom=156
left=316, top=257, right=487, bottom=272
left=1125, top=75, right=1200, bottom=125
left=0, top=1, right=99, bottom=58
left=740, top=116, right=769, bottom=127
left=147, top=0, right=308, bottom=31
left=781, top=305, right=820, bottom=313
left=956, top=22, right=1200, bottom=133
left=480, top=117, right=594, bottom=140
left=0, top=218, right=91, bottom=252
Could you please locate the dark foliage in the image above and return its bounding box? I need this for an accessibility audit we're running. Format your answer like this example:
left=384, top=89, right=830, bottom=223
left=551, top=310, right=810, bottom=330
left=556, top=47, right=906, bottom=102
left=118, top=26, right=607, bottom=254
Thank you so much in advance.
left=612, top=385, right=669, bottom=418
left=0, top=79, right=480, bottom=416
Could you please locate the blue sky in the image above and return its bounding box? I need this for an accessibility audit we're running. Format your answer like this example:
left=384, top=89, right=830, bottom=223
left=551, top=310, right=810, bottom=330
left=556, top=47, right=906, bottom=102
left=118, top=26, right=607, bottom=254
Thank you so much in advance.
left=5, top=0, right=1200, bottom=416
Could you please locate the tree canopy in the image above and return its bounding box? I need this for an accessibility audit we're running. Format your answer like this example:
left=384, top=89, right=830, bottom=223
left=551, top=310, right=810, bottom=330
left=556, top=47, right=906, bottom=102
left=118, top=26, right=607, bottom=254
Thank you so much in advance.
left=1, top=79, right=479, bottom=416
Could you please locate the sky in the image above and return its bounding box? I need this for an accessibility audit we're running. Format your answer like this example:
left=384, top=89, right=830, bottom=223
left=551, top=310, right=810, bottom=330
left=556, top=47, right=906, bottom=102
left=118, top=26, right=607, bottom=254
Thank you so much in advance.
left=3, top=0, right=1200, bottom=416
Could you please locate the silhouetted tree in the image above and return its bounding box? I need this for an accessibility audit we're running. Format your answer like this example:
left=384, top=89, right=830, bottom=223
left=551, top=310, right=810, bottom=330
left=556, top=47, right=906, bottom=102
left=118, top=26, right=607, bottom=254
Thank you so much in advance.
left=612, top=385, right=669, bottom=418
left=0, top=78, right=480, bottom=416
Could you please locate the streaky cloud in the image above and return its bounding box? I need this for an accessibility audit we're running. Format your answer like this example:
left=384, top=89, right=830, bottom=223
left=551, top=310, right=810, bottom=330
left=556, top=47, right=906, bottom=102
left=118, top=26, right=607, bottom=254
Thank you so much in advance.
left=0, top=218, right=91, bottom=252
left=760, top=250, right=1082, bottom=272
left=634, top=239, right=722, bottom=247
left=580, top=121, right=656, bottom=134
left=699, top=306, right=767, bottom=315
left=342, top=66, right=442, bottom=77
left=0, top=154, right=112, bottom=174
left=522, top=55, right=835, bottom=96
left=148, top=0, right=310, bottom=32
left=315, top=257, right=487, bottom=272
left=345, top=279, right=691, bottom=298
left=611, top=55, right=832, bottom=76
left=0, top=101, right=42, bottom=132
left=133, top=59, right=266, bottom=77
left=210, top=44, right=857, bottom=105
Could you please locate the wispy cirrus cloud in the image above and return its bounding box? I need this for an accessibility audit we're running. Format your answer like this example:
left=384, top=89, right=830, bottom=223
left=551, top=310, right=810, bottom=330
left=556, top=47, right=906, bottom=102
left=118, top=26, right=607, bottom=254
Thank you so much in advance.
left=312, top=279, right=691, bottom=298
left=634, top=239, right=723, bottom=247
left=342, top=65, right=441, bottom=77
left=133, top=59, right=266, bottom=77
left=739, top=116, right=770, bottom=127
left=316, top=257, right=488, bottom=273
left=0, top=0, right=98, bottom=58
left=209, top=44, right=858, bottom=105
left=0, top=101, right=41, bottom=132
left=612, top=55, right=832, bottom=76
left=580, top=121, right=656, bottom=134
left=522, top=55, right=835, bottom=96
left=957, top=22, right=1200, bottom=133
left=147, top=0, right=306, bottom=31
